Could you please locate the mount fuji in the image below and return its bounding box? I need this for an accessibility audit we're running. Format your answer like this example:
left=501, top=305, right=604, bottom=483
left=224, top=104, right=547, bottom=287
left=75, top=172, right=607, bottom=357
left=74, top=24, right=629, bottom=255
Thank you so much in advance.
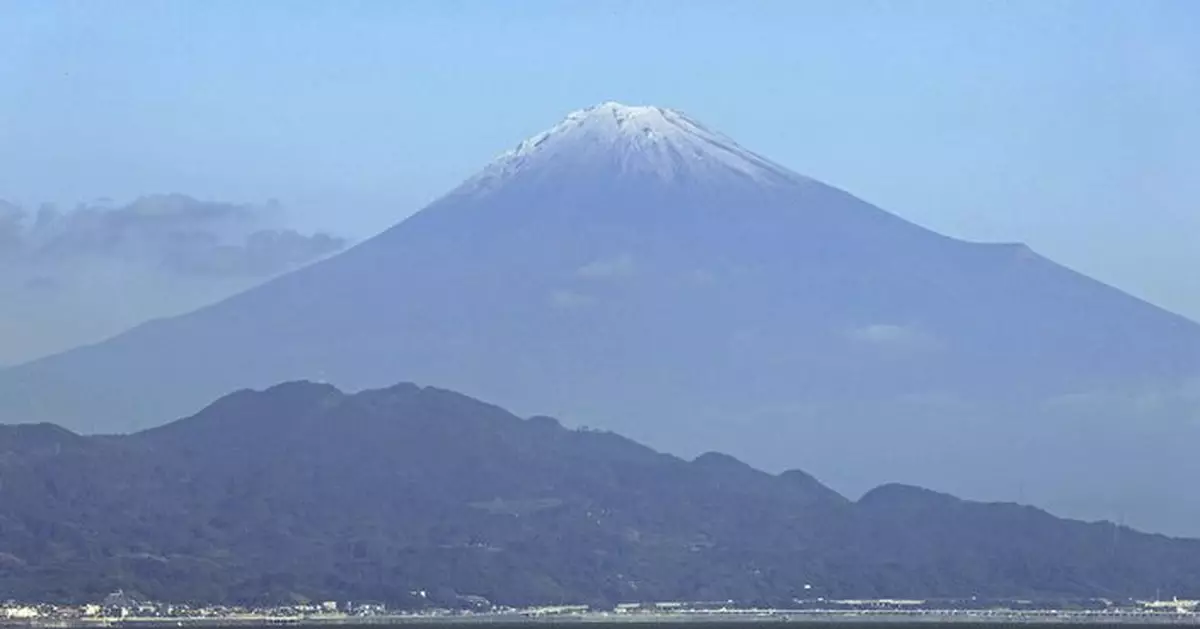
left=2, top=102, right=1198, bottom=534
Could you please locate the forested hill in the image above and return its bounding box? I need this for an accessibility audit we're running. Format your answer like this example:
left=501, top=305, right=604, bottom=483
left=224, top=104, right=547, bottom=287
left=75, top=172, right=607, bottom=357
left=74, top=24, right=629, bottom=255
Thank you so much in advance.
left=0, top=381, right=1196, bottom=605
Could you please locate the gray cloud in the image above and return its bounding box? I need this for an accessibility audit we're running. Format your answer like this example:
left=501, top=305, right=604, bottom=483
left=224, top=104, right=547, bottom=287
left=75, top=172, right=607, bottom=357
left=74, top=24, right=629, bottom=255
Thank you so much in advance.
left=0, top=201, right=23, bottom=250
left=2, top=194, right=345, bottom=276
left=847, top=323, right=943, bottom=351
left=1042, top=376, right=1200, bottom=427
left=576, top=252, right=637, bottom=280
left=160, top=228, right=346, bottom=277
left=0, top=194, right=348, bottom=365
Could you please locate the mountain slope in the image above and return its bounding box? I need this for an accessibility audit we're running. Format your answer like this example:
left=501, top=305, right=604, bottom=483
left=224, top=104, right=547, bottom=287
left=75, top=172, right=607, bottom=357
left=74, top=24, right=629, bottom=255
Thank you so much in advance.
left=1, top=102, right=1199, bottom=535
left=0, top=381, right=1198, bottom=605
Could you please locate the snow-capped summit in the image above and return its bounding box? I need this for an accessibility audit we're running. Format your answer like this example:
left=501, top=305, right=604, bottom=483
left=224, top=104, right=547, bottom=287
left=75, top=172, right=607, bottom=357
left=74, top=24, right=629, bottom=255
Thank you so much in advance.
left=460, top=101, right=810, bottom=195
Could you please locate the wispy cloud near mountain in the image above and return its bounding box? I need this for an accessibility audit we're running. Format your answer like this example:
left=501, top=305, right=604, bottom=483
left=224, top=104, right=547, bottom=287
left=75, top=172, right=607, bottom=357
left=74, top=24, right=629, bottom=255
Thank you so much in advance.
left=0, top=194, right=343, bottom=277
left=0, top=194, right=346, bottom=364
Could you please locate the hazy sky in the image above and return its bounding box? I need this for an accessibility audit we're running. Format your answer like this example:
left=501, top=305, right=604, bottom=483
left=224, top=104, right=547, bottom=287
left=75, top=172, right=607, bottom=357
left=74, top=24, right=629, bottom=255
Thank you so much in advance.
left=2, top=0, right=1198, bottom=327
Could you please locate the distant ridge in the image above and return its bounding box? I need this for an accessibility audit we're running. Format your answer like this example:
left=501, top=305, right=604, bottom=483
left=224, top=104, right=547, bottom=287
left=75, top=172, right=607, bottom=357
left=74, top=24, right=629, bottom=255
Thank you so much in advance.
left=0, top=380, right=1197, bottom=605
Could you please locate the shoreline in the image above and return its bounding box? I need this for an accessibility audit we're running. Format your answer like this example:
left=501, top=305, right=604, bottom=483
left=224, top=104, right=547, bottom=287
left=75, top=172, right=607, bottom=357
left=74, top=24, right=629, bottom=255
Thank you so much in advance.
left=12, top=611, right=1200, bottom=627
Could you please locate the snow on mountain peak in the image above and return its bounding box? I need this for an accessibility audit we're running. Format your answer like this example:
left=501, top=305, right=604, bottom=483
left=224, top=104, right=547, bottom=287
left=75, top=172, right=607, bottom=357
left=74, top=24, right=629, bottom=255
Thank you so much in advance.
left=459, top=101, right=811, bottom=195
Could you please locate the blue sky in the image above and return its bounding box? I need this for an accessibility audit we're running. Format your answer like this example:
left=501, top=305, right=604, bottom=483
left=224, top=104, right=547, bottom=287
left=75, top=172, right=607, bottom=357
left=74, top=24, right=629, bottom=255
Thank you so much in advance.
left=2, top=0, right=1198, bottom=320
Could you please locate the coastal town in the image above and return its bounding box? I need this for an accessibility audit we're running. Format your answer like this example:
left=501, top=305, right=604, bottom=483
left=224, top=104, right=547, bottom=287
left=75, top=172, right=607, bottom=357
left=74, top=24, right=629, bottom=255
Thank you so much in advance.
left=1, top=593, right=1197, bottom=626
